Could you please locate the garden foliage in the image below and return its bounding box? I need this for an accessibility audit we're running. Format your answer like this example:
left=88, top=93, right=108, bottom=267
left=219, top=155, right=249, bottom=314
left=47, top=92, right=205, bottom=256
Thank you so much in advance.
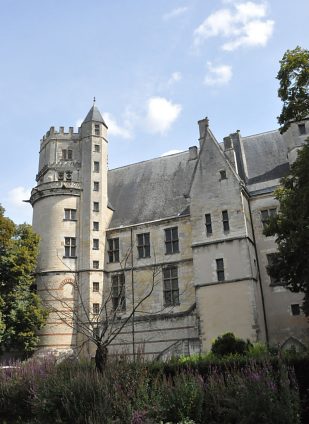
left=0, top=353, right=304, bottom=424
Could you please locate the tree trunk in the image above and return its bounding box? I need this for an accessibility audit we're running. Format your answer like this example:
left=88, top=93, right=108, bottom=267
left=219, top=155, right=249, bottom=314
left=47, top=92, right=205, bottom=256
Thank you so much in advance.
left=95, top=344, right=108, bottom=373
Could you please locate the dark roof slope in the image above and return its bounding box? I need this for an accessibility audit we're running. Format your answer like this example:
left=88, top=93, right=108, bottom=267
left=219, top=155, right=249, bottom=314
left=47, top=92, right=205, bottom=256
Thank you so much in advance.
left=83, top=105, right=107, bottom=127
left=107, top=151, right=195, bottom=228
left=241, top=130, right=289, bottom=184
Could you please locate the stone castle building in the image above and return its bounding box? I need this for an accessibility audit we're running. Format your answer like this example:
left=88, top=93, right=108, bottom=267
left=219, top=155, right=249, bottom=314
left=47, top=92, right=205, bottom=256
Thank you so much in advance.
left=30, top=104, right=309, bottom=358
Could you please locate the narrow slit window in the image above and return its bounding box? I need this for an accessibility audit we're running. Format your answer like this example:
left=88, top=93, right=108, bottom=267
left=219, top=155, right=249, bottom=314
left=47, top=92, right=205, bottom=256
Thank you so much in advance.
left=216, top=258, right=225, bottom=282
left=222, top=210, right=229, bottom=232
left=205, top=213, right=212, bottom=235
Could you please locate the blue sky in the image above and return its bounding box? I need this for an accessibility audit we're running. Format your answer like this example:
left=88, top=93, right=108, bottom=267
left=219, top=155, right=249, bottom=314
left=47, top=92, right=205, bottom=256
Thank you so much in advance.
left=0, top=0, right=308, bottom=224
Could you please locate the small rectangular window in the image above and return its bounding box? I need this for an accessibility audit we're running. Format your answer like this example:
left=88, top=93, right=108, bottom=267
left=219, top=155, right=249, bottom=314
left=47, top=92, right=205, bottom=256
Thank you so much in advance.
left=165, top=227, right=179, bottom=254
left=137, top=233, right=150, bottom=258
left=93, top=181, right=99, bottom=191
left=112, top=273, right=126, bottom=311
left=64, top=208, right=77, bottom=221
left=163, top=266, right=179, bottom=306
left=93, top=202, right=99, bottom=212
left=94, top=125, right=100, bottom=136
left=93, top=221, right=99, bottom=231
left=298, top=124, right=306, bottom=135
left=93, top=260, right=99, bottom=269
left=93, top=282, right=100, bottom=292
left=94, top=143, right=100, bottom=152
left=93, top=303, right=100, bottom=315
left=220, top=170, right=227, bottom=180
left=64, top=237, right=76, bottom=258
left=222, top=210, right=229, bottom=232
left=67, top=149, right=73, bottom=160
left=62, top=149, right=67, bottom=160
left=216, top=258, right=225, bottom=281
left=93, top=161, right=100, bottom=172
left=291, top=304, right=300, bottom=316
left=261, top=208, right=277, bottom=231
left=108, top=238, right=119, bottom=263
left=93, top=239, right=99, bottom=250
left=205, top=213, right=212, bottom=235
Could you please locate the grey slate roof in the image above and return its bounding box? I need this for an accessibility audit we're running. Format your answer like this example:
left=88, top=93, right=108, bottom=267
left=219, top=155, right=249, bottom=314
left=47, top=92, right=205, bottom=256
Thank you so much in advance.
left=107, top=151, right=195, bottom=228
left=83, top=105, right=107, bottom=127
left=241, top=130, right=289, bottom=184
left=107, top=128, right=291, bottom=229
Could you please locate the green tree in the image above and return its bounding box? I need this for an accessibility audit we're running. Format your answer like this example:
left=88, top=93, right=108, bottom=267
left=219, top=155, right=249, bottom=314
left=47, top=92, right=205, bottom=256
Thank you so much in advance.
left=265, top=141, right=309, bottom=315
left=277, top=46, right=309, bottom=133
left=0, top=206, right=47, bottom=356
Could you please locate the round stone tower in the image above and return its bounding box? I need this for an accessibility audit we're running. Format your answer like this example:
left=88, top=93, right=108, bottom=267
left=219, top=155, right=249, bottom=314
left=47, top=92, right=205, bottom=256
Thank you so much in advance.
left=30, top=103, right=109, bottom=356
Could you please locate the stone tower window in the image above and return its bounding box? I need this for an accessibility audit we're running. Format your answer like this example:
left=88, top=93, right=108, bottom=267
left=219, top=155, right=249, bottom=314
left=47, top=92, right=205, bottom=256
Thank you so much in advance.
left=93, top=239, right=99, bottom=250
left=93, top=282, right=100, bottom=292
left=93, top=260, right=99, bottom=269
left=93, top=303, right=100, bottom=315
left=94, top=161, right=100, bottom=172
left=94, top=124, right=100, bottom=136
left=93, top=221, right=99, bottom=231
left=93, top=202, right=99, bottom=212
left=64, top=237, right=76, bottom=258
left=93, top=181, right=99, bottom=191
left=94, top=144, right=100, bottom=152
left=64, top=209, right=77, bottom=221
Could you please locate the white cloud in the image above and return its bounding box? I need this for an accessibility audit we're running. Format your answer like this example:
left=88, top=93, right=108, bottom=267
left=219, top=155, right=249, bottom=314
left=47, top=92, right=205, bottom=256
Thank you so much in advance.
left=145, top=97, right=182, bottom=135
left=204, top=62, right=232, bottom=86
left=161, top=149, right=184, bottom=157
left=163, top=6, right=188, bottom=21
left=103, top=112, right=133, bottom=139
left=193, top=1, right=274, bottom=51
left=167, top=71, right=182, bottom=85
left=75, top=118, right=83, bottom=129
left=8, top=186, right=31, bottom=207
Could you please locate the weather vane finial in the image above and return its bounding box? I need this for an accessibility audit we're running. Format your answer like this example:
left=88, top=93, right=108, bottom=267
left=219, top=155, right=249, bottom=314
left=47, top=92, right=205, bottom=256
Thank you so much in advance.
left=93, top=96, right=96, bottom=105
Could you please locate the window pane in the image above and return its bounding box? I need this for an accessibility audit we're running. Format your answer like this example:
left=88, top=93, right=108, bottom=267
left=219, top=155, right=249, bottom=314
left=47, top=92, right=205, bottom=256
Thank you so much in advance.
left=165, top=229, right=171, bottom=242
left=145, top=245, right=150, bottom=257
left=137, top=246, right=143, bottom=258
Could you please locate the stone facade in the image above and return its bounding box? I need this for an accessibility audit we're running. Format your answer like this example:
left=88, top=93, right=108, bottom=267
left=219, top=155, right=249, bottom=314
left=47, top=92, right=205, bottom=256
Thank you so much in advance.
left=30, top=105, right=309, bottom=358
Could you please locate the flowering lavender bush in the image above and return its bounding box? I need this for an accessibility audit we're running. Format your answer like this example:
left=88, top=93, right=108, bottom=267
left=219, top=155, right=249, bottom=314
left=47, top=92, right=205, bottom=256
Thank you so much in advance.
left=0, top=355, right=56, bottom=421
left=0, top=355, right=302, bottom=424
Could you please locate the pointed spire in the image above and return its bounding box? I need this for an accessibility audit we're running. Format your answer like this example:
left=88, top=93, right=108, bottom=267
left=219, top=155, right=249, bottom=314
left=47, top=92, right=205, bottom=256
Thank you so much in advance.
left=82, top=100, right=107, bottom=128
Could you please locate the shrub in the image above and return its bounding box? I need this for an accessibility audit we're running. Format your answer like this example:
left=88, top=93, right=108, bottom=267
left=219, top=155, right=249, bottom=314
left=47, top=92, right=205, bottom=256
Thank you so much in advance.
left=203, top=361, right=300, bottom=424
left=211, top=332, right=251, bottom=357
left=0, top=355, right=56, bottom=422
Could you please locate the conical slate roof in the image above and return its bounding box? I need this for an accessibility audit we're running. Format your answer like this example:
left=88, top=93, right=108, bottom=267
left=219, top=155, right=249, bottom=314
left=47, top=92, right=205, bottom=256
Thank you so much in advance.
left=83, top=104, right=107, bottom=127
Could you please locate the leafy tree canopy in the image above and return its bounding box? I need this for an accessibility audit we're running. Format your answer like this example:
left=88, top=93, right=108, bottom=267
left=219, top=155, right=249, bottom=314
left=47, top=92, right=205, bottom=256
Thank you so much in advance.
left=0, top=206, right=47, bottom=356
left=277, top=46, right=309, bottom=133
left=265, top=141, right=309, bottom=315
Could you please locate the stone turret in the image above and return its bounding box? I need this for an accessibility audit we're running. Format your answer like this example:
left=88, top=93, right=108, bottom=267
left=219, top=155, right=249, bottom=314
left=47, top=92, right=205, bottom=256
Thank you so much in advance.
left=30, top=103, right=110, bottom=356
